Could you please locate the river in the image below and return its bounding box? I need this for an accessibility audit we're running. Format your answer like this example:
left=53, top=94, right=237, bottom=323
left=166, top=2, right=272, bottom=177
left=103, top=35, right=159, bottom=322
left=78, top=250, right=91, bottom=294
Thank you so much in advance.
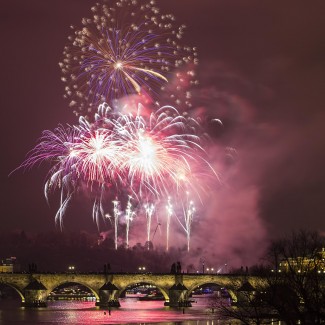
left=0, top=297, right=235, bottom=325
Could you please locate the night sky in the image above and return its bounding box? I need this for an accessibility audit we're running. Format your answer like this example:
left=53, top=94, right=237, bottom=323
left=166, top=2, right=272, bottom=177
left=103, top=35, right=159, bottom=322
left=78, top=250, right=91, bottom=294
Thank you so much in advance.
left=2, top=0, right=325, bottom=266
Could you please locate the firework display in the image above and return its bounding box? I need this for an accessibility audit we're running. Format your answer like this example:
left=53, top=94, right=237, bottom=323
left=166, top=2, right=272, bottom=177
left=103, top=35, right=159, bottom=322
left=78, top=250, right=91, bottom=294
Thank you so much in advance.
left=21, top=0, right=219, bottom=251
left=22, top=103, right=213, bottom=217
left=60, top=0, right=198, bottom=116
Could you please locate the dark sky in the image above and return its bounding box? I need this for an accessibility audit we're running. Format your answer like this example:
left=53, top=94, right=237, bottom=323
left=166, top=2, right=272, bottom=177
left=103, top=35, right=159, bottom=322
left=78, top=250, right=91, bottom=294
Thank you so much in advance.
left=1, top=0, right=325, bottom=266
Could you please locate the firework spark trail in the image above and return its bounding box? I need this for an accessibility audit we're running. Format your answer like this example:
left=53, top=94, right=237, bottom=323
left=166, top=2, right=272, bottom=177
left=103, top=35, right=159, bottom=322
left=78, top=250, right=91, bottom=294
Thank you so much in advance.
left=144, top=202, right=155, bottom=249
left=60, top=0, right=198, bottom=116
left=125, top=195, right=135, bottom=247
left=176, top=192, right=195, bottom=252
left=92, top=187, right=106, bottom=229
left=112, top=199, right=121, bottom=250
left=166, top=197, right=173, bottom=251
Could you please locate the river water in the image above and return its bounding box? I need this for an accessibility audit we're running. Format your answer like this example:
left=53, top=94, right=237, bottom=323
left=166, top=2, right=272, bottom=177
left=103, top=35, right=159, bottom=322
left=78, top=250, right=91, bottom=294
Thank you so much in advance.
left=0, top=297, right=235, bottom=325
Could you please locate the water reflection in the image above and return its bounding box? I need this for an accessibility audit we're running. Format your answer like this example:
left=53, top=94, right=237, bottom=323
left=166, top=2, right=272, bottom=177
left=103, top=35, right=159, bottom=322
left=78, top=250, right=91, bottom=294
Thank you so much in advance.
left=0, top=297, right=284, bottom=325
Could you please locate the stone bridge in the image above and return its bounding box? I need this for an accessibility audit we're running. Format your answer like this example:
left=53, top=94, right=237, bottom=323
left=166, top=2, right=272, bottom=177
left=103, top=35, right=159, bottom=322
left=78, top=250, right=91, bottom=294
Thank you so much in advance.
left=0, top=272, right=265, bottom=308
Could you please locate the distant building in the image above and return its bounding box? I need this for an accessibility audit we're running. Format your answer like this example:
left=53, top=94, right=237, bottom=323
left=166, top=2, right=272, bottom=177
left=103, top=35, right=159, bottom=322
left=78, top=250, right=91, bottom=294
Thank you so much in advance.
left=279, top=248, right=325, bottom=273
left=0, top=257, right=20, bottom=273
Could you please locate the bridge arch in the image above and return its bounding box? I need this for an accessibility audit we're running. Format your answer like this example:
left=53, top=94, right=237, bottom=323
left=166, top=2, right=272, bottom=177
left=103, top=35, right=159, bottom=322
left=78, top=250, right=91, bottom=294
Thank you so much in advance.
left=46, top=281, right=100, bottom=302
left=118, top=281, right=169, bottom=302
left=187, top=280, right=237, bottom=303
left=0, top=283, right=25, bottom=303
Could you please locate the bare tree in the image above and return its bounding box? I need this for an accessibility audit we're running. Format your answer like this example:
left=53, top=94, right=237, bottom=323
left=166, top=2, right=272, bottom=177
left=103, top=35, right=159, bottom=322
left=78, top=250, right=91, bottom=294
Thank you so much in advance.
left=208, top=276, right=277, bottom=325
left=265, top=230, right=325, bottom=324
left=209, top=230, right=325, bottom=325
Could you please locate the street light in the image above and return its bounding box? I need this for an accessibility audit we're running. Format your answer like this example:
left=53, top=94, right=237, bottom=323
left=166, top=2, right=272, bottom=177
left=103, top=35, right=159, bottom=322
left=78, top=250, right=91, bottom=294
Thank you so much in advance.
left=200, top=257, right=205, bottom=274
left=68, top=265, right=75, bottom=272
left=138, top=266, right=146, bottom=272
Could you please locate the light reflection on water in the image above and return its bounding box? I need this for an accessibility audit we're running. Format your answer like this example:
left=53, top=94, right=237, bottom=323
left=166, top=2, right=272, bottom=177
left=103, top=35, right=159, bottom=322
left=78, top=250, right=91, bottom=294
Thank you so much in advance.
left=0, top=297, right=230, bottom=325
left=0, top=298, right=283, bottom=325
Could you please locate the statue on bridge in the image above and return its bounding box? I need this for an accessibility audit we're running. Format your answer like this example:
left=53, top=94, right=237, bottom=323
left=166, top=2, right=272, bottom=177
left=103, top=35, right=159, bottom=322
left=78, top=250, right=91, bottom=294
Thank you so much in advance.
left=170, top=261, right=182, bottom=274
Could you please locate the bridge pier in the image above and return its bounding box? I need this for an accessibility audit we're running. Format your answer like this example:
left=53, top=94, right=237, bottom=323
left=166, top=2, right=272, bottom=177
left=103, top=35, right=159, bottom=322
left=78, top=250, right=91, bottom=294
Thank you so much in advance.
left=96, top=282, right=120, bottom=308
left=23, top=279, right=47, bottom=308
left=165, top=283, right=191, bottom=307
left=235, top=281, right=256, bottom=305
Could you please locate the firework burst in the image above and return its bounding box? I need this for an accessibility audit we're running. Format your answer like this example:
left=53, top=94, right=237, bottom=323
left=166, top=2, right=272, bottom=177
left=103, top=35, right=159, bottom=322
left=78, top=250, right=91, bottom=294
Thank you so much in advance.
left=20, top=103, right=216, bottom=237
left=60, top=0, right=198, bottom=116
